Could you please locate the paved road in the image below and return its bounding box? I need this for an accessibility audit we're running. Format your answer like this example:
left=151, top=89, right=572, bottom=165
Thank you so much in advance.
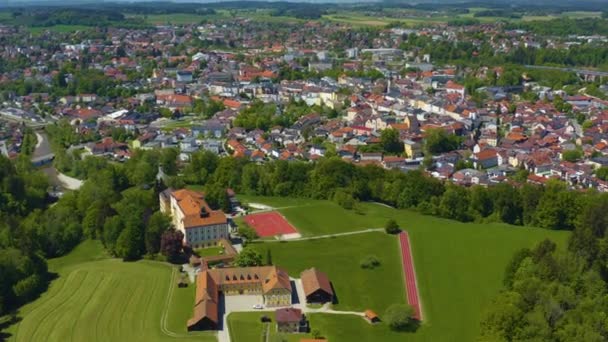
left=32, top=131, right=83, bottom=191
left=33, top=132, right=53, bottom=159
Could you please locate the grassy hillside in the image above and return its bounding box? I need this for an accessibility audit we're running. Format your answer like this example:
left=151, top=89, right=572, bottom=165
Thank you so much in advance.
left=3, top=240, right=213, bottom=342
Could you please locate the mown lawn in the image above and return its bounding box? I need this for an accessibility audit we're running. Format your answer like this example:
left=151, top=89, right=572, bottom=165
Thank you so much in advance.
left=229, top=312, right=313, bottom=342
left=3, top=240, right=214, bottom=342
left=251, top=232, right=405, bottom=313
left=196, top=246, right=224, bottom=257
left=237, top=197, right=570, bottom=341
left=228, top=312, right=267, bottom=342
left=239, top=196, right=390, bottom=236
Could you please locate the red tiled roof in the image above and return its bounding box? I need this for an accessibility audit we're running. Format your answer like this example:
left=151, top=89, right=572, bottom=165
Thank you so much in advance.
left=276, top=308, right=301, bottom=323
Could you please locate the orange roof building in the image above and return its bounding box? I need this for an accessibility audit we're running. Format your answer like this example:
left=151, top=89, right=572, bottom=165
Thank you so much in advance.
left=159, top=189, right=229, bottom=248
left=300, top=268, right=334, bottom=304
left=188, top=266, right=293, bottom=331
left=364, top=310, right=380, bottom=323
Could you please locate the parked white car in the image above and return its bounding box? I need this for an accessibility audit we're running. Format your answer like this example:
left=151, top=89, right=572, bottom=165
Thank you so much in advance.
left=252, top=304, right=263, bottom=310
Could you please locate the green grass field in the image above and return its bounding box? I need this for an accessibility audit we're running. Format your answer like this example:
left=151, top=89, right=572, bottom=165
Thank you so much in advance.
left=322, top=9, right=603, bottom=27
left=239, top=196, right=392, bottom=236
left=229, top=312, right=314, bottom=342
left=27, top=25, right=92, bottom=34
left=134, top=13, right=224, bottom=25
left=196, top=246, right=224, bottom=257
left=251, top=232, right=405, bottom=313
left=233, top=197, right=570, bottom=341
left=3, top=240, right=214, bottom=342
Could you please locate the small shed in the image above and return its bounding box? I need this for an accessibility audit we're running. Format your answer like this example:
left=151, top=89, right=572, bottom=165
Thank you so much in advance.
left=364, top=310, right=380, bottom=324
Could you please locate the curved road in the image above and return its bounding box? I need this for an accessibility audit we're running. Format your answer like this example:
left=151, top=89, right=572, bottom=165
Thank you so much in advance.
left=33, top=132, right=83, bottom=191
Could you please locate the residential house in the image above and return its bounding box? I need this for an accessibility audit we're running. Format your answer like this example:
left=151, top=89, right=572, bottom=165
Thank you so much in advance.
left=276, top=308, right=305, bottom=333
left=473, top=149, right=498, bottom=169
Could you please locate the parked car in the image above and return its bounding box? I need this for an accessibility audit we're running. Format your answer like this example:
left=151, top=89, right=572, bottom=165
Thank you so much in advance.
left=252, top=304, right=263, bottom=309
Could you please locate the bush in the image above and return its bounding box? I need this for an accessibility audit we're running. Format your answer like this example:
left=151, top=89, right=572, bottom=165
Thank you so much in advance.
left=333, top=188, right=357, bottom=210
left=311, top=329, right=325, bottom=339
left=384, top=304, right=415, bottom=331
left=13, top=274, right=45, bottom=303
left=360, top=255, right=381, bottom=269
left=239, top=225, right=259, bottom=241
left=234, top=248, right=263, bottom=267
left=385, top=219, right=400, bottom=234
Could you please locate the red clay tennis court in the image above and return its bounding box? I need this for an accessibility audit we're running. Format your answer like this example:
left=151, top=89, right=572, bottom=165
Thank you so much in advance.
left=244, top=211, right=298, bottom=237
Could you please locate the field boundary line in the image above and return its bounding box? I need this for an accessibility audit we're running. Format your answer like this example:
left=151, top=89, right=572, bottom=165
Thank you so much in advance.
left=159, top=264, right=215, bottom=339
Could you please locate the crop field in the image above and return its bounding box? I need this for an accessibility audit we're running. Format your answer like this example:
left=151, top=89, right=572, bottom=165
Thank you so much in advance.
left=3, top=240, right=214, bottom=342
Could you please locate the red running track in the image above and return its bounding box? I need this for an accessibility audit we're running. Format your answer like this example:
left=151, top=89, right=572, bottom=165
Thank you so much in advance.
left=244, top=211, right=298, bottom=237
left=399, top=231, right=422, bottom=320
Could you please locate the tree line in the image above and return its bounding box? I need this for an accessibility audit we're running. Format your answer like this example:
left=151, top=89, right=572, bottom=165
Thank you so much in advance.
left=0, top=140, right=598, bottom=319
left=161, top=150, right=584, bottom=231
left=480, top=194, right=608, bottom=341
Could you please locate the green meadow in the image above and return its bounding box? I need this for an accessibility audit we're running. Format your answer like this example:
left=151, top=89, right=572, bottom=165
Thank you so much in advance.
left=232, top=197, right=570, bottom=341
left=3, top=240, right=214, bottom=342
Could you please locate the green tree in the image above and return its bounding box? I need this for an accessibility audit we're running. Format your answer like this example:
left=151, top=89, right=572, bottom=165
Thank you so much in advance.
left=469, top=186, right=493, bottom=219
left=265, top=249, right=273, bottom=266
left=115, top=225, right=144, bottom=261
left=360, top=255, right=381, bottom=269
left=384, top=219, right=400, bottom=234
left=534, top=180, right=579, bottom=230
left=424, top=128, right=462, bottom=155
left=479, top=291, right=524, bottom=341
left=234, top=248, right=263, bottom=267
left=380, top=128, right=404, bottom=154
left=239, top=225, right=259, bottom=242
left=561, top=149, right=582, bottom=162
left=384, top=304, right=416, bottom=331
left=145, top=212, right=171, bottom=255
left=596, top=167, right=608, bottom=181
left=439, top=184, right=471, bottom=222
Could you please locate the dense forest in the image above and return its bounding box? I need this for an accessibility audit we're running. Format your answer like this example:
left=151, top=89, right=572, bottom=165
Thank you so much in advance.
left=1, top=8, right=149, bottom=29
left=509, top=18, right=608, bottom=36
left=0, top=131, right=52, bottom=319
left=401, top=34, right=608, bottom=71
left=480, top=195, right=608, bottom=341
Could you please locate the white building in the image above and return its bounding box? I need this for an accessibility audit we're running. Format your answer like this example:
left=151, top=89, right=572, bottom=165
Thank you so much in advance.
left=159, top=189, right=229, bottom=248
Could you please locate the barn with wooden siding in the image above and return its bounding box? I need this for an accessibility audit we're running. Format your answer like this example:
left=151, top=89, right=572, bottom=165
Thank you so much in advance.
left=300, top=268, right=334, bottom=304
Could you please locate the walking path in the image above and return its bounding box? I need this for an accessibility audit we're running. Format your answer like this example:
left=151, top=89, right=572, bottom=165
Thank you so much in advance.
left=399, top=231, right=422, bottom=320
left=160, top=266, right=217, bottom=339
left=255, top=228, right=384, bottom=243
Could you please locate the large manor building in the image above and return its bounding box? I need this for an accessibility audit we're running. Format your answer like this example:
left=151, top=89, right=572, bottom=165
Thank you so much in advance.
left=187, top=266, right=292, bottom=331
left=159, top=188, right=229, bottom=248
